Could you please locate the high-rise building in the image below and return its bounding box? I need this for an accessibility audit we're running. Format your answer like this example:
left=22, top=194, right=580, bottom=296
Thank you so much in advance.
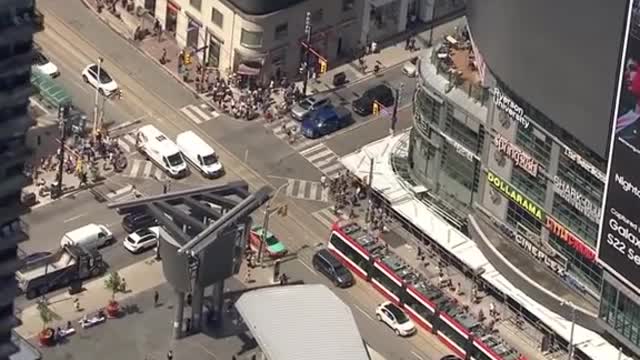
left=408, top=0, right=640, bottom=356
left=0, top=0, right=40, bottom=358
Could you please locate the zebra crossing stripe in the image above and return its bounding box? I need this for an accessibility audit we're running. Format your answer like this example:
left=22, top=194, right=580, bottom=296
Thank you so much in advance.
left=300, top=143, right=325, bottom=156
left=129, top=160, right=141, bottom=176
left=199, top=103, right=219, bottom=118
left=180, top=106, right=204, bottom=124
left=322, top=163, right=344, bottom=177
left=304, top=149, right=334, bottom=163
left=142, top=162, right=153, bottom=177
left=117, top=138, right=131, bottom=153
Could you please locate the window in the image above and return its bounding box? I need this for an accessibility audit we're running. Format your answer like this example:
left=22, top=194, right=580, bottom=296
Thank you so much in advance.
left=240, top=29, right=263, bottom=47
left=211, top=7, right=223, bottom=27
left=190, top=0, right=201, bottom=11
left=311, top=9, right=323, bottom=23
left=274, top=23, right=288, bottom=41
left=329, top=233, right=369, bottom=272
left=342, top=0, right=355, bottom=11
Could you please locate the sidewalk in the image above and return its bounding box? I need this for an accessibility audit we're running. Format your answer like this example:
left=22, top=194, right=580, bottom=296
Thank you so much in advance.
left=79, top=0, right=460, bottom=111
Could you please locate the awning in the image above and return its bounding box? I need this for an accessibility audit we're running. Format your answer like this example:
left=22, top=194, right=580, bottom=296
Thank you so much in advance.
left=237, top=62, right=261, bottom=76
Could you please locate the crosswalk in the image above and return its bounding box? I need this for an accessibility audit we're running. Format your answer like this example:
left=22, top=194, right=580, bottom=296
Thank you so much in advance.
left=263, top=118, right=322, bottom=151
left=312, top=207, right=342, bottom=227
left=285, top=178, right=330, bottom=202
left=180, top=103, right=221, bottom=124
left=300, top=143, right=346, bottom=179
left=123, top=159, right=168, bottom=180
left=115, top=132, right=138, bottom=154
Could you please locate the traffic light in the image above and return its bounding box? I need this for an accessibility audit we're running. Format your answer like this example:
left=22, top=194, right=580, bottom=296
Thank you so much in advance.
left=184, top=52, right=192, bottom=65
left=319, top=59, right=327, bottom=74
left=372, top=102, right=380, bottom=115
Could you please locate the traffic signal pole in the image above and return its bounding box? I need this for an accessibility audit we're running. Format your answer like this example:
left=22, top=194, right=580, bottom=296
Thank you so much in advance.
left=302, top=12, right=312, bottom=96
left=390, top=83, right=404, bottom=135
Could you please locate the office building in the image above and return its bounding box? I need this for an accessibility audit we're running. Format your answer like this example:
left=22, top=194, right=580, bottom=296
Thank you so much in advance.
left=0, top=0, right=39, bottom=358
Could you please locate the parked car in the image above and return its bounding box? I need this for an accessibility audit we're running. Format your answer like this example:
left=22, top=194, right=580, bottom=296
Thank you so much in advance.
left=300, top=104, right=352, bottom=139
left=249, top=224, right=287, bottom=258
left=32, top=50, right=59, bottom=77
left=60, top=223, right=114, bottom=249
left=352, top=84, right=395, bottom=116
left=375, top=301, right=416, bottom=337
left=82, top=63, right=119, bottom=96
left=402, top=59, right=417, bottom=77
left=290, top=96, right=331, bottom=121
left=312, top=249, right=354, bottom=288
left=122, top=211, right=157, bottom=233
left=123, top=227, right=159, bottom=253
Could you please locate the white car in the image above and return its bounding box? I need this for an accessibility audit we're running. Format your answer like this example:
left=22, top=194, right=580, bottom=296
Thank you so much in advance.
left=375, top=301, right=416, bottom=337
left=123, top=227, right=159, bottom=253
left=82, top=63, right=119, bottom=96
left=33, top=51, right=59, bottom=77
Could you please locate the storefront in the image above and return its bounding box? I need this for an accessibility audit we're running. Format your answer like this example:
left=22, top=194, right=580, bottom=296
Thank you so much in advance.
left=185, top=14, right=202, bottom=50
left=165, top=0, right=179, bottom=34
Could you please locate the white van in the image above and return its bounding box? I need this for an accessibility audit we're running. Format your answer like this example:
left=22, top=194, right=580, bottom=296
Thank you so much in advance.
left=175, top=131, right=224, bottom=178
left=136, top=125, right=188, bottom=178
left=60, top=223, right=113, bottom=249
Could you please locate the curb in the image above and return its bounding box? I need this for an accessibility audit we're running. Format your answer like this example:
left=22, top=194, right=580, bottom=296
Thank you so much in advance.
left=81, top=0, right=418, bottom=111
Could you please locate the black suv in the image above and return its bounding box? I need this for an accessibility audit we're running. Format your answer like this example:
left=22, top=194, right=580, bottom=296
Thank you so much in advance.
left=352, top=84, right=395, bottom=116
left=122, top=211, right=157, bottom=233
left=312, top=249, right=354, bottom=288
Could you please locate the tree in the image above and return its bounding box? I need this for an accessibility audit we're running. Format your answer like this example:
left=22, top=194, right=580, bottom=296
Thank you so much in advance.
left=37, top=300, right=61, bottom=331
left=104, top=271, right=124, bottom=301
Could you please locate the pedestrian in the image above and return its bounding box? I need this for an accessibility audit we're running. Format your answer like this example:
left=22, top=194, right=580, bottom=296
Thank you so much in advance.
left=153, top=291, right=159, bottom=307
left=405, top=37, right=411, bottom=50
left=489, top=302, right=496, bottom=317
left=160, top=48, right=167, bottom=65
left=320, top=175, right=327, bottom=188
left=120, top=278, right=127, bottom=292
left=166, top=350, right=173, bottom=360
left=73, top=298, right=81, bottom=312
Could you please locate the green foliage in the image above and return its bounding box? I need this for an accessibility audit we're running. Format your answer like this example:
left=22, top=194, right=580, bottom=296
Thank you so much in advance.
left=104, top=271, right=125, bottom=300
left=37, top=301, right=61, bottom=330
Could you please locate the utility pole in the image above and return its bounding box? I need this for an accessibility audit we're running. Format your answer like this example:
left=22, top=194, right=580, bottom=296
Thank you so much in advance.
left=257, top=183, right=288, bottom=265
left=390, top=83, right=404, bottom=135
left=364, top=156, right=374, bottom=223
left=301, top=11, right=312, bottom=96
left=92, top=57, right=104, bottom=138
left=427, top=0, right=437, bottom=47
left=54, top=104, right=69, bottom=199
left=561, top=300, right=576, bottom=360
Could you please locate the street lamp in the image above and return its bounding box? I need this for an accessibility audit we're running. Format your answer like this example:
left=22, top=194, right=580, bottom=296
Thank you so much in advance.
left=561, top=300, right=577, bottom=360
left=301, top=11, right=312, bottom=96
left=257, top=183, right=288, bottom=265
left=92, top=57, right=104, bottom=139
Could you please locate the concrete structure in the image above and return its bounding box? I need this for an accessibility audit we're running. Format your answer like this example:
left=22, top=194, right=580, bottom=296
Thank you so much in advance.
left=133, top=0, right=464, bottom=82
left=235, top=284, right=371, bottom=360
left=0, top=0, right=41, bottom=358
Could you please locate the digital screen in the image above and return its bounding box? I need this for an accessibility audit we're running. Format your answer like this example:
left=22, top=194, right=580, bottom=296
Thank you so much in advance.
left=598, top=0, right=640, bottom=292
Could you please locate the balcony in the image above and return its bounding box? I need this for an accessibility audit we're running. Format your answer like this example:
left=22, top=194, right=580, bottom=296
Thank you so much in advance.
left=12, top=8, right=43, bottom=33
left=0, top=338, right=19, bottom=360
left=0, top=48, right=34, bottom=72
left=0, top=278, right=18, bottom=309
left=0, top=81, right=34, bottom=106
left=0, top=314, right=20, bottom=336
left=0, top=173, right=30, bottom=202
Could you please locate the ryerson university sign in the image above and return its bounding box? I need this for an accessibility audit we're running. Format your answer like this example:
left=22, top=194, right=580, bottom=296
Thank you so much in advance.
left=490, top=88, right=530, bottom=129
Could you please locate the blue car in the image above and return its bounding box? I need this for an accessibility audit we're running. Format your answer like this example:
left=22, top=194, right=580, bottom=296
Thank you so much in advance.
left=301, top=104, right=352, bottom=139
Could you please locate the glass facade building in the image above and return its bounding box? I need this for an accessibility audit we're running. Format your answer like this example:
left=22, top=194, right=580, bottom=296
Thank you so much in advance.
left=409, top=33, right=607, bottom=300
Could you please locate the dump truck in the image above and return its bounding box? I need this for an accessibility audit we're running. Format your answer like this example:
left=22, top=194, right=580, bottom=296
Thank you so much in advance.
left=17, top=244, right=105, bottom=299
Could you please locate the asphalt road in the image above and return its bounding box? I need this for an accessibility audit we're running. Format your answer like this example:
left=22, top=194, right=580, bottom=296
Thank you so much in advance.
left=27, top=1, right=447, bottom=358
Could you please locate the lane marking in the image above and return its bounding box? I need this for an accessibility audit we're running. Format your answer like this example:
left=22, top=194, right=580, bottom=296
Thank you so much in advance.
left=354, top=304, right=374, bottom=320
left=411, top=351, right=425, bottom=360
left=300, top=143, right=325, bottom=156
left=297, top=259, right=318, bottom=276
left=63, top=214, right=85, bottom=223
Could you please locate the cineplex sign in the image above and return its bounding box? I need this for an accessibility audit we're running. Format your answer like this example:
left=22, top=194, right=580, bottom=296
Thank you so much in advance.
left=486, top=171, right=596, bottom=261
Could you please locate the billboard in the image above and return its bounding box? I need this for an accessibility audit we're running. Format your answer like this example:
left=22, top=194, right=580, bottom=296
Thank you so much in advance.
left=598, top=0, right=640, bottom=293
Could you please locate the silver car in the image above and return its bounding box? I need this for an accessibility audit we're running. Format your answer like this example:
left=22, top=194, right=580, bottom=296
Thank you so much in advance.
left=290, top=96, right=331, bottom=121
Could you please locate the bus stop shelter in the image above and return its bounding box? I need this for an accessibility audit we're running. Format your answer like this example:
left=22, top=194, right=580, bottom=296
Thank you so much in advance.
left=235, top=284, right=371, bottom=360
left=31, top=68, right=71, bottom=109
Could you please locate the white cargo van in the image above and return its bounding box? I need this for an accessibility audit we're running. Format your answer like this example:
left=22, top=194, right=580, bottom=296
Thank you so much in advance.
left=60, top=223, right=113, bottom=249
left=175, top=131, right=224, bottom=178
left=136, top=125, right=188, bottom=178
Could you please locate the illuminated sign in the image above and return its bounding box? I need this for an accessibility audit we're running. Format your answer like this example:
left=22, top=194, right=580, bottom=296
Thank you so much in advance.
left=563, top=148, right=606, bottom=183
left=553, top=176, right=601, bottom=223
left=546, top=217, right=596, bottom=262
left=486, top=171, right=544, bottom=221
left=493, top=134, right=540, bottom=177
left=490, top=88, right=529, bottom=129
left=598, top=0, right=640, bottom=293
